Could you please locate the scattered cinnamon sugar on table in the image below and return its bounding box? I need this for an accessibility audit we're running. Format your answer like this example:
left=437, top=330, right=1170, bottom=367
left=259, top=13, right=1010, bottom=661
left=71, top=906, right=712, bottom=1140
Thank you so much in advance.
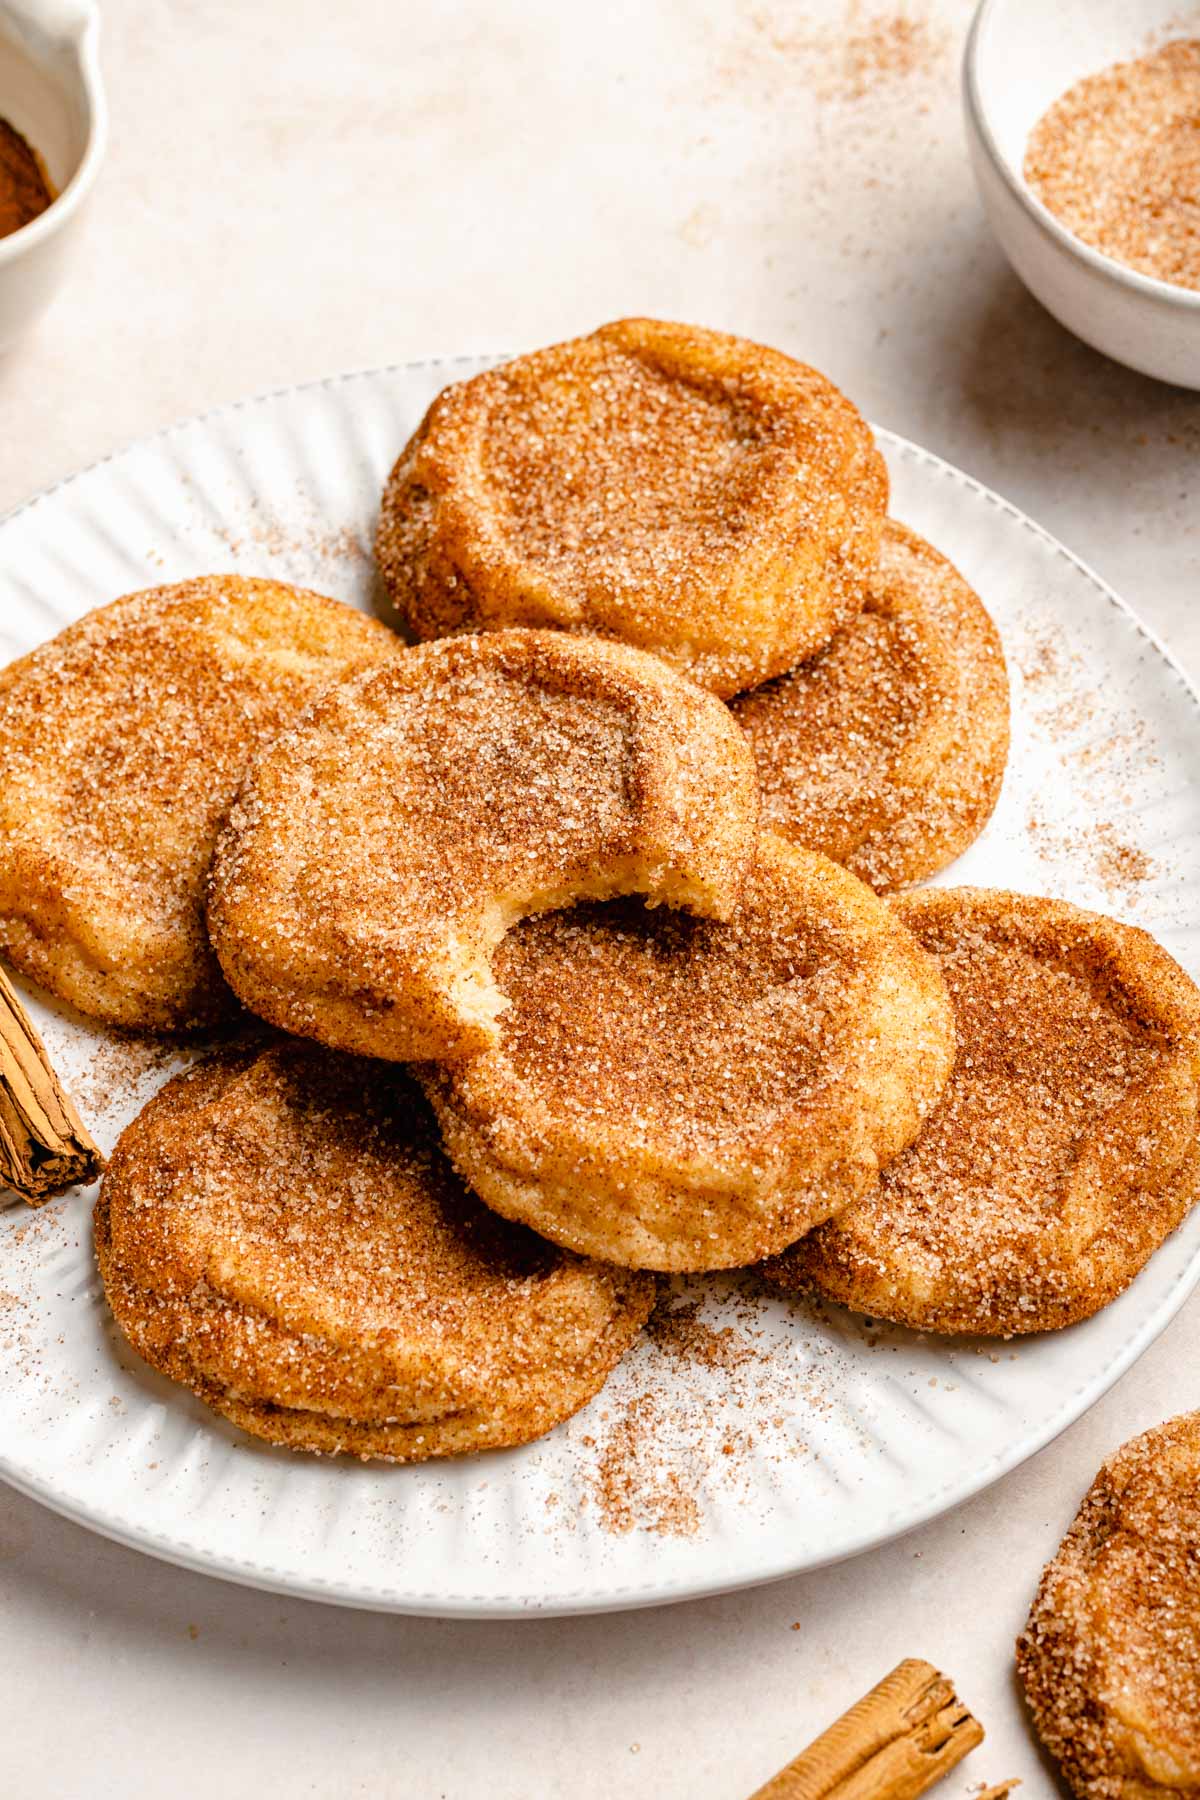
left=836, top=9, right=939, bottom=99
left=735, top=5, right=949, bottom=105
left=1025, top=39, right=1200, bottom=291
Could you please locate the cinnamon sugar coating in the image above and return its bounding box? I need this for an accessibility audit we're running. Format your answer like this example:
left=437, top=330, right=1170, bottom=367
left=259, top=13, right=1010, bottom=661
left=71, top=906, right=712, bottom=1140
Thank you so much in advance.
left=1017, top=1412, right=1200, bottom=1797
left=733, top=520, right=1009, bottom=889
left=375, top=318, right=888, bottom=698
left=1025, top=40, right=1200, bottom=293
left=770, top=888, right=1200, bottom=1334
left=96, top=1042, right=654, bottom=1461
left=421, top=833, right=955, bottom=1272
left=207, top=627, right=758, bottom=1063
left=0, top=576, right=398, bottom=1031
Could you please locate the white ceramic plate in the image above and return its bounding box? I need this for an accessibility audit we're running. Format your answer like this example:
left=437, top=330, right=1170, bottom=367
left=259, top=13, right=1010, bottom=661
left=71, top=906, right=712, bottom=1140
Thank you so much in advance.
left=2, top=357, right=1199, bottom=1618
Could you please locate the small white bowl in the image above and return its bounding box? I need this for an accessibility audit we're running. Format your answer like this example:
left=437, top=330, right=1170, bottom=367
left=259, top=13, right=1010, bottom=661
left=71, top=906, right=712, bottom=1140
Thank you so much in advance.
left=963, top=0, right=1200, bottom=388
left=0, top=0, right=105, bottom=353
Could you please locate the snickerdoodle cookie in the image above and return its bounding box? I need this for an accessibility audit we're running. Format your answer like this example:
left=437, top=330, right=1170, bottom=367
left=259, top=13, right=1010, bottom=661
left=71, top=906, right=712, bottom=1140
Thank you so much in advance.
left=0, top=577, right=397, bottom=1031
left=732, top=520, right=1009, bottom=890
left=96, top=1042, right=654, bottom=1461
left=769, top=888, right=1200, bottom=1334
left=421, top=833, right=954, bottom=1272
left=207, top=628, right=758, bottom=1063
left=1017, top=1411, right=1200, bottom=1797
left=375, top=318, right=888, bottom=698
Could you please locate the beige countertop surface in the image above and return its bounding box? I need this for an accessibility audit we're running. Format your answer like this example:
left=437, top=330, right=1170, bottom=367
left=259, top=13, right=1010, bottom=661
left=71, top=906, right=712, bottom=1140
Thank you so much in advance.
left=2, top=2, right=1198, bottom=1795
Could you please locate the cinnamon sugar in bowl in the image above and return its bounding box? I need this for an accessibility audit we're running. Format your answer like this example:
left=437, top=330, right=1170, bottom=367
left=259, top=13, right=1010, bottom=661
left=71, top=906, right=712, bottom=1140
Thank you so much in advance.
left=964, top=0, right=1200, bottom=388
left=0, top=1, right=106, bottom=351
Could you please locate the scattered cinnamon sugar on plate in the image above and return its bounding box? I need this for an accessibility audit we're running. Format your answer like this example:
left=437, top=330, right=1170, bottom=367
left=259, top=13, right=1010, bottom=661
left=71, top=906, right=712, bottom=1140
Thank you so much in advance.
left=65, top=1032, right=195, bottom=1121
left=576, top=1279, right=859, bottom=1540
left=1026, top=813, right=1157, bottom=904
left=1008, top=607, right=1167, bottom=913
left=648, top=1299, right=756, bottom=1374
left=593, top=1394, right=704, bottom=1539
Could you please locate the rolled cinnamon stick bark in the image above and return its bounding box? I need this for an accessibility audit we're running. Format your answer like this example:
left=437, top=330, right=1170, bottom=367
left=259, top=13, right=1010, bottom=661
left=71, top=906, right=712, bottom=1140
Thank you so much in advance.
left=747, top=1658, right=984, bottom=1800
left=0, top=965, right=103, bottom=1204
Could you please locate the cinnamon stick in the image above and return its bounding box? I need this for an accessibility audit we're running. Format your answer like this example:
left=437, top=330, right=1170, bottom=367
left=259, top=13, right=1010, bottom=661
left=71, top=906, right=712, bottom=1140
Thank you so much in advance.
left=0, top=964, right=102, bottom=1204
left=747, top=1659, right=984, bottom=1800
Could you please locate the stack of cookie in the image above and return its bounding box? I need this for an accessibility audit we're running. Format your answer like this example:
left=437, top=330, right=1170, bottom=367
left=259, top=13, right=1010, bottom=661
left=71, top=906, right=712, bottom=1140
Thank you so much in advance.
left=3, top=319, right=1199, bottom=1464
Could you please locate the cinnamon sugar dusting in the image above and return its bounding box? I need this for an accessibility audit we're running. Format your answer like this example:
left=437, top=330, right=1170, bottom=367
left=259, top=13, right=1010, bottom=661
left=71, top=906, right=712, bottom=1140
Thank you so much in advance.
left=593, top=1395, right=703, bottom=1537
left=393, top=324, right=861, bottom=590
left=783, top=889, right=1200, bottom=1335
left=97, top=1043, right=653, bottom=1459
left=648, top=1299, right=755, bottom=1372
left=1027, top=813, right=1157, bottom=903
left=455, top=832, right=953, bottom=1276
left=207, top=627, right=756, bottom=1063
left=471, top=354, right=779, bottom=589
left=887, top=922, right=1159, bottom=1212
left=733, top=519, right=1008, bottom=891
left=1018, top=1413, right=1200, bottom=1794
left=837, top=12, right=938, bottom=96
left=215, top=519, right=371, bottom=572
left=1018, top=630, right=1065, bottom=690
left=377, top=319, right=886, bottom=697
left=0, top=1197, right=79, bottom=1409
left=67, top=1032, right=196, bottom=1121
left=0, top=576, right=397, bottom=1031
left=1015, top=615, right=1163, bottom=906
left=1093, top=824, right=1154, bottom=893
left=722, top=4, right=949, bottom=104
left=1026, top=40, right=1200, bottom=291
left=491, top=894, right=835, bottom=1156
left=488, top=844, right=937, bottom=1164
left=581, top=1281, right=827, bottom=1539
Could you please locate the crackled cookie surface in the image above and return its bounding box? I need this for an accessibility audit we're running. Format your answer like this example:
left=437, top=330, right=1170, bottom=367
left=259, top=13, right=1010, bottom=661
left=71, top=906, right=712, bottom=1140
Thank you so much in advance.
left=207, top=627, right=757, bottom=1062
left=770, top=888, right=1200, bottom=1334
left=422, top=833, right=954, bottom=1272
left=0, top=576, right=398, bottom=1030
left=1017, top=1412, right=1200, bottom=1798
left=733, top=520, right=1009, bottom=890
left=375, top=318, right=888, bottom=697
left=96, top=1042, right=654, bottom=1461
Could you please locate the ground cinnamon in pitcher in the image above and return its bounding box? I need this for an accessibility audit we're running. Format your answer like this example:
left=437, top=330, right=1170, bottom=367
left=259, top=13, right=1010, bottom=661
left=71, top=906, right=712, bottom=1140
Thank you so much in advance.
left=0, top=117, right=53, bottom=240
left=1025, top=40, right=1200, bottom=291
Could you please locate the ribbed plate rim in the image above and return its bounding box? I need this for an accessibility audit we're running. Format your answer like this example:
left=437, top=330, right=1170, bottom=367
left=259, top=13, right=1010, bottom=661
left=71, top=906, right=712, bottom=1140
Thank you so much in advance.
left=0, top=355, right=1198, bottom=1617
